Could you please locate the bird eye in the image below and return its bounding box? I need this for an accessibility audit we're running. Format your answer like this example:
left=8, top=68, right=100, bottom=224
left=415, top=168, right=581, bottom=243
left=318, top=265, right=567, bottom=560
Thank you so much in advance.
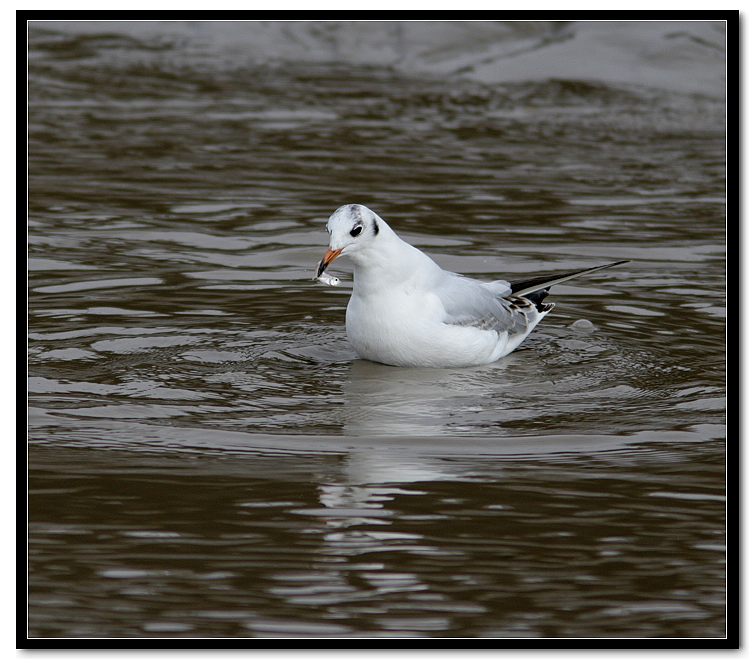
left=350, top=225, right=363, bottom=237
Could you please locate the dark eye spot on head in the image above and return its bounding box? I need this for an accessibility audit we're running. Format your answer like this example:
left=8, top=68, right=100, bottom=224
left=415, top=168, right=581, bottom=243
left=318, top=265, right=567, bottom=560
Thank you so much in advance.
left=372, top=216, right=379, bottom=236
left=350, top=225, right=363, bottom=238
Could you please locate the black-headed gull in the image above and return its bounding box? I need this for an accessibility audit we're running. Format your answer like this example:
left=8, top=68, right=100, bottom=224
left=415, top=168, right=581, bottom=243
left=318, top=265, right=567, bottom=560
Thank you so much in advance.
left=315, top=204, right=627, bottom=368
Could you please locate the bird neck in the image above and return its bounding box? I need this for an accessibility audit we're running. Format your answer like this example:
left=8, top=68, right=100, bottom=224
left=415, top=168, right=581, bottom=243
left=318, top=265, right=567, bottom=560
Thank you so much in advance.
left=351, top=229, right=440, bottom=293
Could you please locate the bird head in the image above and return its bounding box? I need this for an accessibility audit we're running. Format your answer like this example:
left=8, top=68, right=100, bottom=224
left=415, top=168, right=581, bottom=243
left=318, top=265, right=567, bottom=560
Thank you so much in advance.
left=316, top=204, right=384, bottom=277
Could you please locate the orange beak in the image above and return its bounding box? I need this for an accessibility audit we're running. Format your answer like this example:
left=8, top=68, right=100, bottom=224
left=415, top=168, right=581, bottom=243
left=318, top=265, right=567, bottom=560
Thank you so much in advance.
left=316, top=248, right=342, bottom=277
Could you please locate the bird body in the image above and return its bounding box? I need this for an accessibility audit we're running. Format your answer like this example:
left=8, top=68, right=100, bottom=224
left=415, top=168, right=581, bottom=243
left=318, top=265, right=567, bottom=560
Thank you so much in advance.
left=316, top=204, right=626, bottom=368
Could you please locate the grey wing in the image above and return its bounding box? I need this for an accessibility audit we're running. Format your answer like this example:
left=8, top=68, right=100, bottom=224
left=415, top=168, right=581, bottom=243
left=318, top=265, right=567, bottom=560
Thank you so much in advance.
left=479, top=279, right=512, bottom=298
left=435, top=274, right=535, bottom=335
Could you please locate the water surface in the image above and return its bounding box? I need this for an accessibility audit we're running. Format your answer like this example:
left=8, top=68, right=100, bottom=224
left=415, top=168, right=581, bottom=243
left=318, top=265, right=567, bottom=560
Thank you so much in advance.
left=27, top=21, right=727, bottom=639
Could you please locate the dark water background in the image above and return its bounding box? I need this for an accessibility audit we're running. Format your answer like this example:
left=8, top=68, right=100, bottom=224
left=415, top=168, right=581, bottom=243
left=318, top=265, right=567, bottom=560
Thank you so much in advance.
left=27, top=21, right=727, bottom=639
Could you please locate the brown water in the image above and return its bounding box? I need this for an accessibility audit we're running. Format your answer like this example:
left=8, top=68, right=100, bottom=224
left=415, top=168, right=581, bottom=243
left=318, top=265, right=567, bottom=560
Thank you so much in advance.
left=27, top=21, right=727, bottom=639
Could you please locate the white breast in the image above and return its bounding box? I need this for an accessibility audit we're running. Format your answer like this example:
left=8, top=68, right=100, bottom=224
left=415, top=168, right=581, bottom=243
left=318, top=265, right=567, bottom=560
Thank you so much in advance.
left=345, top=289, right=508, bottom=367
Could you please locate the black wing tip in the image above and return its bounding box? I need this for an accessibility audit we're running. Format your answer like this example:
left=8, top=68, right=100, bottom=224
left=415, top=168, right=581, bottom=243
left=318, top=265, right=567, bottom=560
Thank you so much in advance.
left=524, top=288, right=550, bottom=310
left=578, top=259, right=630, bottom=272
left=510, top=259, right=630, bottom=297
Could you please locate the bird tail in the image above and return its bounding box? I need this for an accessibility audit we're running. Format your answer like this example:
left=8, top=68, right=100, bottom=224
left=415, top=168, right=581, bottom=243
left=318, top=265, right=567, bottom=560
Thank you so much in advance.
left=509, top=260, right=629, bottom=298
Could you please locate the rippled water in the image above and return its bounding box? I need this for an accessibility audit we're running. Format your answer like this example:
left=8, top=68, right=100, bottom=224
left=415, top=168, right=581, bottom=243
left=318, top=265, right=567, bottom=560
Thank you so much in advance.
left=27, top=21, right=727, bottom=639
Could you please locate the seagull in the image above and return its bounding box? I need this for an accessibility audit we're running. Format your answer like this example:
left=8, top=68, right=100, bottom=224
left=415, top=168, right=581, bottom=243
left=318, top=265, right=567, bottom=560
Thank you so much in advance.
left=315, top=204, right=628, bottom=368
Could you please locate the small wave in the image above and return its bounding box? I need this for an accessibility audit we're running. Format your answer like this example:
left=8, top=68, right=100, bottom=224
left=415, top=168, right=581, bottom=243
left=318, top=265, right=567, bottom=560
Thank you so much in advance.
left=29, top=20, right=725, bottom=98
